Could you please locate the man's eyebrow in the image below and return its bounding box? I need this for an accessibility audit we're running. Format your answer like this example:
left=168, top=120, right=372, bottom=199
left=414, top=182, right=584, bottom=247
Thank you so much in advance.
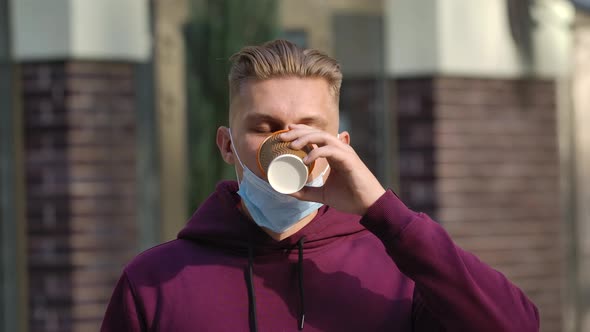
left=300, top=116, right=328, bottom=127
left=243, top=112, right=280, bottom=123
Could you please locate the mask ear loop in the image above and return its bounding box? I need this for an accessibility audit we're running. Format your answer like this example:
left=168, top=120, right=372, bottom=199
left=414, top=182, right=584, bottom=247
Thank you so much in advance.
left=318, top=133, right=340, bottom=178
left=228, top=128, right=246, bottom=184
left=318, top=164, right=330, bottom=178
left=306, top=163, right=330, bottom=186
left=306, top=132, right=340, bottom=185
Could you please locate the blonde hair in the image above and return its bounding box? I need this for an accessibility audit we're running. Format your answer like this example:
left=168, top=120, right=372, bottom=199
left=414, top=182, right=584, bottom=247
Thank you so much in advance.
left=228, top=39, right=342, bottom=101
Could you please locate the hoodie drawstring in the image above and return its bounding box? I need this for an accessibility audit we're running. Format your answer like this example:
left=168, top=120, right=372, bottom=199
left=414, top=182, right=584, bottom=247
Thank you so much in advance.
left=297, top=237, right=306, bottom=330
left=245, top=236, right=307, bottom=332
left=246, top=237, right=258, bottom=332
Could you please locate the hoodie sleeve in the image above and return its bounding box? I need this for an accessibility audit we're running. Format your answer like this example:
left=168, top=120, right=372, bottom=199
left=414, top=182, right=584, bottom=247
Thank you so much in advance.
left=101, top=271, right=144, bottom=332
left=359, top=190, right=540, bottom=332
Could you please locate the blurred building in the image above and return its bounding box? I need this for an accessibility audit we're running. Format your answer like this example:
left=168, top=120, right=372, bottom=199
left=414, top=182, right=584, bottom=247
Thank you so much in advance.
left=281, top=1, right=587, bottom=332
left=0, top=0, right=589, bottom=331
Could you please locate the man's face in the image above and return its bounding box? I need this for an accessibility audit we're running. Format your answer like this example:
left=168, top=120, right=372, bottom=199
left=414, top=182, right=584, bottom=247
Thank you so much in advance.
left=226, top=77, right=339, bottom=182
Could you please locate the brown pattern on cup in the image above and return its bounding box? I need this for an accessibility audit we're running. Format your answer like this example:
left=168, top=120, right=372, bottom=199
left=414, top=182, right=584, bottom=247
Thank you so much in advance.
left=257, top=130, right=315, bottom=177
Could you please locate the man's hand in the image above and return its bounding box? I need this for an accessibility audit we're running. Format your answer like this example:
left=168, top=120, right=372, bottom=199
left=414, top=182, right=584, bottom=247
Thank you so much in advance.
left=280, top=124, right=386, bottom=216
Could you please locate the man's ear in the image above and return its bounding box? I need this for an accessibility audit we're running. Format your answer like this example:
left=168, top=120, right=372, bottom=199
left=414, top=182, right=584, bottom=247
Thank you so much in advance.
left=216, top=126, right=235, bottom=164
left=338, top=131, right=351, bottom=145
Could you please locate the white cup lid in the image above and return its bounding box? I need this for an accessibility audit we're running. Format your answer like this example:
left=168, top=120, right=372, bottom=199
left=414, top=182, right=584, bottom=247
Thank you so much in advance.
left=267, top=154, right=309, bottom=194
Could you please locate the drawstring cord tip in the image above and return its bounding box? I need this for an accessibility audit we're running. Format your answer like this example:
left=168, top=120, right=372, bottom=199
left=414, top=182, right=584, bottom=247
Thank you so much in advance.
left=297, top=237, right=306, bottom=330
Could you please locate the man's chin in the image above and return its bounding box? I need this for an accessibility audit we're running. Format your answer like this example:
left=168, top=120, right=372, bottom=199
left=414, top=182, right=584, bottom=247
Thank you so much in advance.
left=260, top=210, right=318, bottom=241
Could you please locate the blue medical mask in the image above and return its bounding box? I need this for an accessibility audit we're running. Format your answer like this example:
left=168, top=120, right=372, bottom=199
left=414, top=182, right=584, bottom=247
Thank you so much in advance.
left=229, top=129, right=328, bottom=233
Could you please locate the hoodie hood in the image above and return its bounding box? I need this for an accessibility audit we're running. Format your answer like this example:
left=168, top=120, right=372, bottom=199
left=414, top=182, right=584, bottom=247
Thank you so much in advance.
left=178, top=180, right=369, bottom=331
left=177, top=180, right=367, bottom=256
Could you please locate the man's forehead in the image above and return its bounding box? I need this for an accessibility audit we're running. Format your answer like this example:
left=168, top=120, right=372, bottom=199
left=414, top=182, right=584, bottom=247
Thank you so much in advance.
left=235, top=77, right=335, bottom=99
left=229, top=77, right=339, bottom=124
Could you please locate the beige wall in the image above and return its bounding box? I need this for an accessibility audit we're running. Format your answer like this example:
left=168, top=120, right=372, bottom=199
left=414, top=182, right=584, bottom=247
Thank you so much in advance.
left=10, top=0, right=149, bottom=60
left=386, top=0, right=573, bottom=77
left=280, top=0, right=573, bottom=78
left=279, top=0, right=382, bottom=55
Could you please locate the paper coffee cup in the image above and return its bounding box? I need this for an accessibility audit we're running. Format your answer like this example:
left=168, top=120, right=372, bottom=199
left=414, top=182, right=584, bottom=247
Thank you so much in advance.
left=257, top=130, right=315, bottom=194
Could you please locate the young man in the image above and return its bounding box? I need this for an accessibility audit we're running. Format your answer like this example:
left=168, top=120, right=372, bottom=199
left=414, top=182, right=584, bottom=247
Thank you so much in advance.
left=101, top=40, right=539, bottom=331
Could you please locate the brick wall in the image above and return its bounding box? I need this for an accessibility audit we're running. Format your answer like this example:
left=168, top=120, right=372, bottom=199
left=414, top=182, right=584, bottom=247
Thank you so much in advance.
left=396, top=79, right=437, bottom=217
left=23, top=62, right=138, bottom=332
left=339, top=78, right=381, bottom=174
left=396, top=77, right=562, bottom=332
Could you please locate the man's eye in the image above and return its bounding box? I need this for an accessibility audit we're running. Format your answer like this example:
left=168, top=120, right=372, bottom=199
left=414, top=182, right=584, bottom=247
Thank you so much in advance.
left=253, top=127, right=271, bottom=133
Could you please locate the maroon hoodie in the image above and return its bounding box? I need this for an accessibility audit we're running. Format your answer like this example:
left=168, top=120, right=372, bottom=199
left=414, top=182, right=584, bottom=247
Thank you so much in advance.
left=101, top=181, right=539, bottom=331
